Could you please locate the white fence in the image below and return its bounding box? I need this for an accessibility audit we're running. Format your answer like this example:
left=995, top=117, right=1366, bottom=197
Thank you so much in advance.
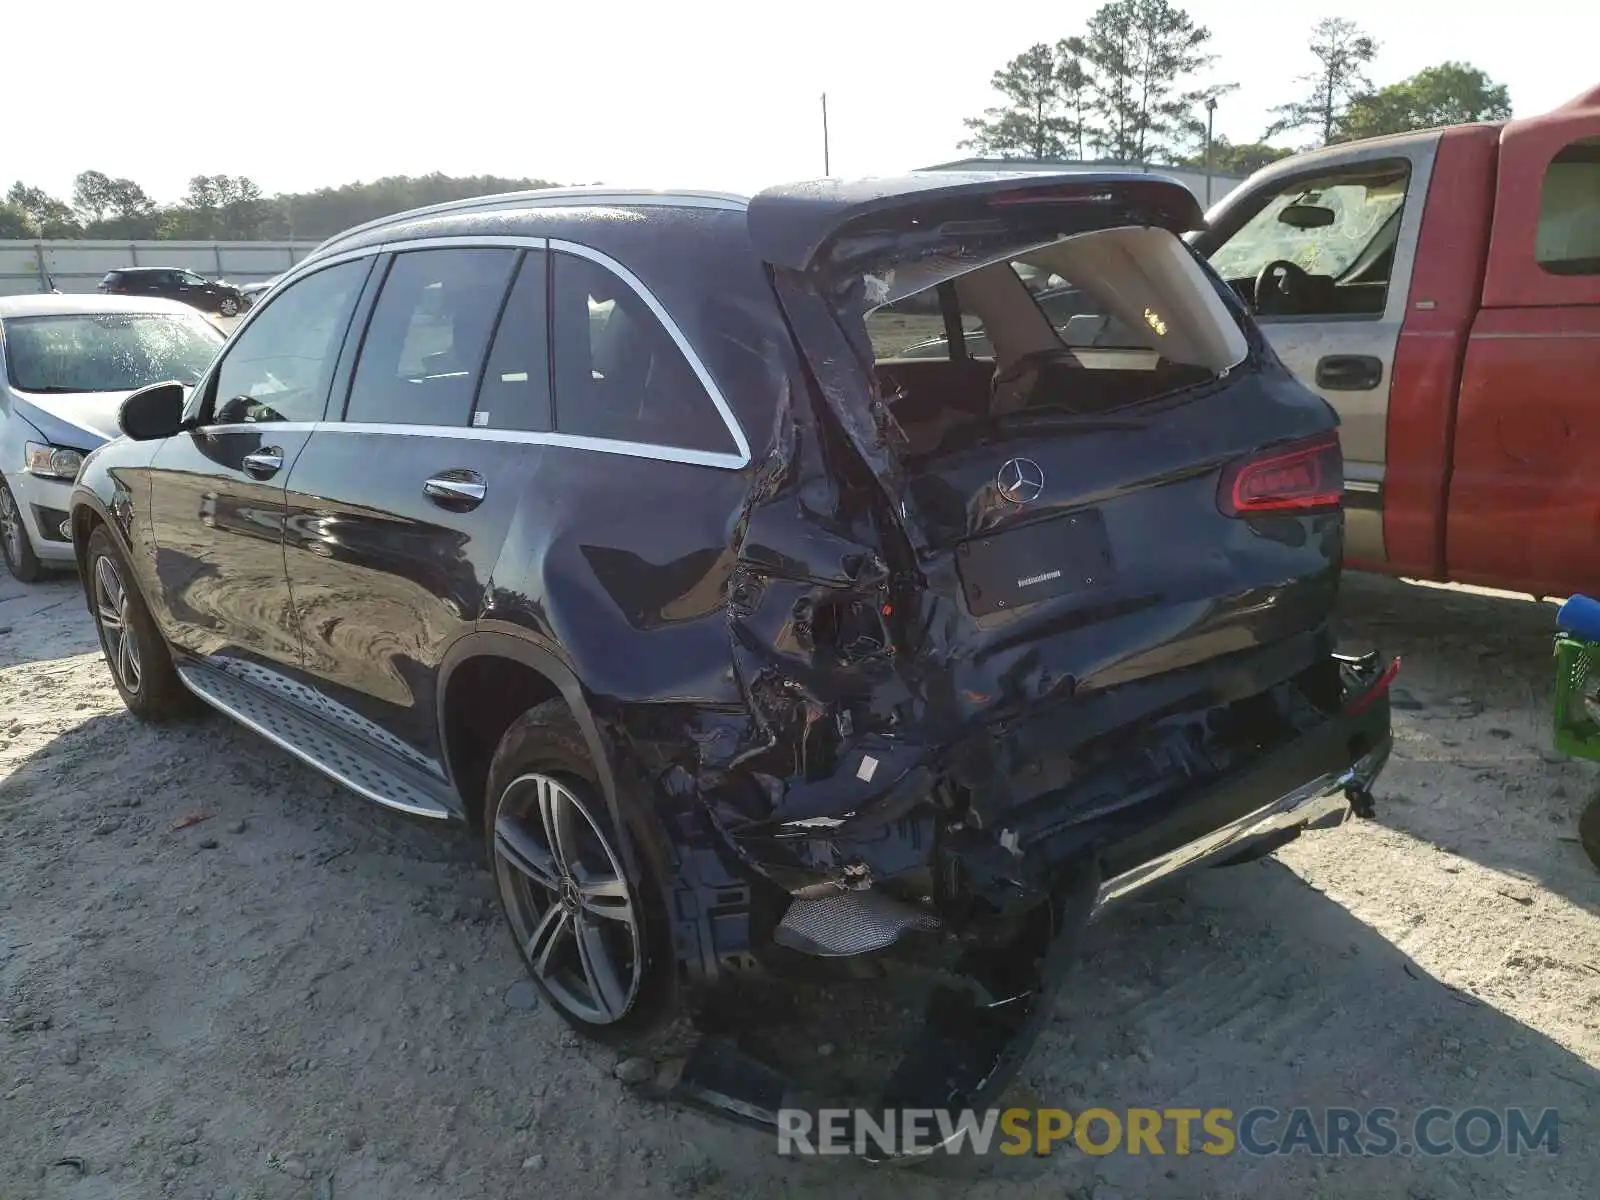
left=0, top=240, right=323, bottom=297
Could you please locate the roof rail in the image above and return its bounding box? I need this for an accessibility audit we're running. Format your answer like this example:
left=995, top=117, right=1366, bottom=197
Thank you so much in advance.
left=307, top=187, right=751, bottom=260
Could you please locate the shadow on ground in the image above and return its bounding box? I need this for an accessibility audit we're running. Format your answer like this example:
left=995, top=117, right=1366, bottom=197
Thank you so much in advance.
left=1336, top=573, right=1598, bottom=916
left=0, top=574, right=96, bottom=670
left=2, top=677, right=1595, bottom=1198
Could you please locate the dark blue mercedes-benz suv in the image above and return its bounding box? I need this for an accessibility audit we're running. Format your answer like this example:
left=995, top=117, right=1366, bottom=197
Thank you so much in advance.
left=68, top=173, right=1394, bottom=1144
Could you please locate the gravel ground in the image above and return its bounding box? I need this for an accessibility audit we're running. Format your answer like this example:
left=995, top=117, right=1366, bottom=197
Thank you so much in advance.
left=1, top=568, right=1596, bottom=1199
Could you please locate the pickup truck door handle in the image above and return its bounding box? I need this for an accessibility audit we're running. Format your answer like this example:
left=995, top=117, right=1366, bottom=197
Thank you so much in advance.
left=241, top=448, right=284, bottom=478
left=1315, top=354, right=1384, bottom=391
left=423, top=470, right=487, bottom=511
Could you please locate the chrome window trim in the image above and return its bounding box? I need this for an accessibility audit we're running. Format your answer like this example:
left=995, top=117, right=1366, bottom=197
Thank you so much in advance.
left=378, top=235, right=549, bottom=254
left=191, top=421, right=321, bottom=435
left=198, top=234, right=754, bottom=470
left=304, top=422, right=747, bottom=470
left=186, top=419, right=746, bottom=471
left=187, top=419, right=744, bottom=469
left=547, top=237, right=752, bottom=466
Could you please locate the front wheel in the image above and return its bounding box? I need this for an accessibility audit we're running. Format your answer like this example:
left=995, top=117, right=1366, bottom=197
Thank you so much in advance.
left=85, top=526, right=198, bottom=721
left=0, top=478, right=46, bottom=583
left=485, top=700, right=677, bottom=1042
left=217, top=296, right=239, bottom=317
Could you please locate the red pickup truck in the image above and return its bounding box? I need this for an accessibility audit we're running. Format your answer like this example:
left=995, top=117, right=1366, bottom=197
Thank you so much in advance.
left=1193, top=84, right=1600, bottom=597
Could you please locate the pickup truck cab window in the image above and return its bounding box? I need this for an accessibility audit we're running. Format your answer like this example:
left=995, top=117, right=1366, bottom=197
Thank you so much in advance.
left=1537, top=137, right=1600, bottom=276
left=1208, top=163, right=1411, bottom=320
left=204, top=258, right=369, bottom=426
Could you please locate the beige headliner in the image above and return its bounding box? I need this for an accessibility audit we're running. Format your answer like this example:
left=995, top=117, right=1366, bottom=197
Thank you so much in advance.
left=958, top=226, right=1250, bottom=372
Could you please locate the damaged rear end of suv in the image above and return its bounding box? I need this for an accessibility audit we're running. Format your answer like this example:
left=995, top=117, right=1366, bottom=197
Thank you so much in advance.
left=72, top=171, right=1394, bottom=1157
left=649, top=172, right=1395, bottom=1143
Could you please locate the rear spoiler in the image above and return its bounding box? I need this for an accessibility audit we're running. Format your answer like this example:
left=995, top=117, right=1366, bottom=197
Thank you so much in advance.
left=748, top=171, right=1206, bottom=275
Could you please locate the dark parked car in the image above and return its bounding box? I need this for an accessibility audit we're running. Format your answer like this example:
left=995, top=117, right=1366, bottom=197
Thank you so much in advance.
left=98, top=266, right=245, bottom=317
left=69, top=176, right=1395, bottom=1149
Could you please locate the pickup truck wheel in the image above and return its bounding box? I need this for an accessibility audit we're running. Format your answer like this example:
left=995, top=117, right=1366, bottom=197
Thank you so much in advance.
left=485, top=699, right=677, bottom=1043
left=85, top=526, right=199, bottom=721
left=1580, top=791, right=1600, bottom=870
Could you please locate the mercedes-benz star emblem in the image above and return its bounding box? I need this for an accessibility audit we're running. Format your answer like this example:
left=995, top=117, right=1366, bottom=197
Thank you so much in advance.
left=996, top=457, right=1045, bottom=505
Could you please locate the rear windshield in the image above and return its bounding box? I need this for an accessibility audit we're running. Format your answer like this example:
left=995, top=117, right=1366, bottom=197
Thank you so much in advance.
left=865, top=228, right=1247, bottom=373
left=868, top=262, right=1163, bottom=362
left=3, top=312, right=224, bottom=393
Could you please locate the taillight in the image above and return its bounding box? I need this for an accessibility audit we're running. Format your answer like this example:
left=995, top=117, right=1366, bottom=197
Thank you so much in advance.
left=1218, top=434, right=1342, bottom=517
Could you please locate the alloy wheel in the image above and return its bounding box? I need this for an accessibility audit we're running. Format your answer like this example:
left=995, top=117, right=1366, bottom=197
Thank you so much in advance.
left=0, top=485, right=23, bottom=568
left=93, top=554, right=142, bottom=694
left=493, top=773, right=642, bottom=1025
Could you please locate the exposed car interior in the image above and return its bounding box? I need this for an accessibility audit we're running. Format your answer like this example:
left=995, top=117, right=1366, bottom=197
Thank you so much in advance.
left=866, top=225, right=1250, bottom=458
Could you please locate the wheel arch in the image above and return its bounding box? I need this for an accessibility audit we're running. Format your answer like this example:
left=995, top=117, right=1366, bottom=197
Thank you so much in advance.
left=437, top=625, right=625, bottom=843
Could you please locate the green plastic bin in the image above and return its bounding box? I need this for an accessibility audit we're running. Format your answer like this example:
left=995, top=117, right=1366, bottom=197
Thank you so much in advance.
left=1552, top=635, right=1600, bottom=761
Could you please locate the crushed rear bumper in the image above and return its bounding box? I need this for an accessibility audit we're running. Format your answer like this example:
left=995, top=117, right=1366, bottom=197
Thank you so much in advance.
left=660, top=659, right=1396, bottom=1156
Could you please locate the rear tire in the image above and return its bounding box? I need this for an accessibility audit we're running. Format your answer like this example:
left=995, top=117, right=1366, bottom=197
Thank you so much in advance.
left=485, top=699, right=677, bottom=1043
left=85, top=526, right=198, bottom=721
left=0, top=478, right=46, bottom=583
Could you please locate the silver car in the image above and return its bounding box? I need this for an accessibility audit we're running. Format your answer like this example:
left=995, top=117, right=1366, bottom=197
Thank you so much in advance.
left=0, top=294, right=224, bottom=581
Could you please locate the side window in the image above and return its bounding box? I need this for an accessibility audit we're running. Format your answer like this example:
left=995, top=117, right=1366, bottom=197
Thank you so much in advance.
left=474, top=251, right=552, bottom=432
left=550, top=251, right=735, bottom=454
left=344, top=248, right=517, bottom=427
left=1206, top=162, right=1411, bottom=318
left=1537, top=138, right=1600, bottom=276
left=207, top=259, right=367, bottom=425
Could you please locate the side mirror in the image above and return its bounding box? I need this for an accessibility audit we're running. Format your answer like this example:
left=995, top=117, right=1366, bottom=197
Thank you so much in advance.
left=1278, top=203, right=1337, bottom=230
left=118, top=381, right=187, bottom=441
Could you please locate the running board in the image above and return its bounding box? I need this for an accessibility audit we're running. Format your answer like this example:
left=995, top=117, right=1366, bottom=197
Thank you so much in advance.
left=176, top=661, right=454, bottom=819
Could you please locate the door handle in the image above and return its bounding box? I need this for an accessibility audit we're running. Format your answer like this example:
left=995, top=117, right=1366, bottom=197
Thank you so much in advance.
left=1315, top=354, right=1384, bottom=391
left=423, top=470, right=487, bottom=511
left=241, top=448, right=284, bottom=478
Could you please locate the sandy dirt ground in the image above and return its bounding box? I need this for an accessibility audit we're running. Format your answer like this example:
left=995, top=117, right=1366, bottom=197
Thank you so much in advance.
left=1, top=567, right=1596, bottom=1199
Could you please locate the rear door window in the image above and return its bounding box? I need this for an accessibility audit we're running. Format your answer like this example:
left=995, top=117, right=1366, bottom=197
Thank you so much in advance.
left=473, top=251, right=552, bottom=432
left=549, top=250, right=735, bottom=454
left=344, top=248, right=518, bottom=427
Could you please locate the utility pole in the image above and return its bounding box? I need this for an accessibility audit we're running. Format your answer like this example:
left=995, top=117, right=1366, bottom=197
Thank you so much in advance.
left=821, top=92, right=831, bottom=176
left=1203, top=95, right=1217, bottom=208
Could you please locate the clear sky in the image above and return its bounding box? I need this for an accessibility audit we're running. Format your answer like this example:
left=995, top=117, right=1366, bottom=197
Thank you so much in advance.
left=8, top=0, right=1598, bottom=204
